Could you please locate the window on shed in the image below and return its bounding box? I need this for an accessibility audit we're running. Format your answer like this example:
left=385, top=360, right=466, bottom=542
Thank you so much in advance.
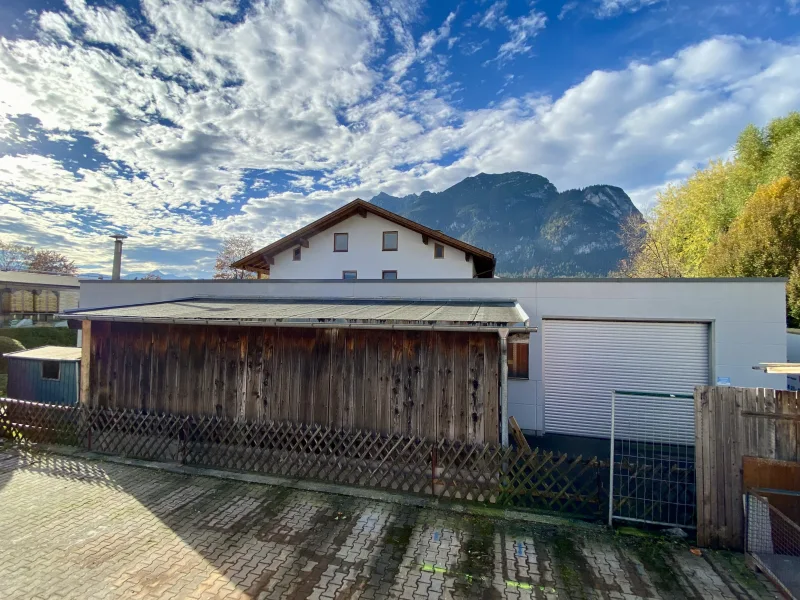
left=508, top=342, right=529, bottom=380
left=334, top=233, right=349, bottom=252
left=342, top=270, right=357, bottom=280
left=382, top=270, right=398, bottom=279
left=42, top=361, right=61, bottom=381
left=293, top=247, right=301, bottom=261
left=382, top=231, right=398, bottom=251
left=434, top=243, right=445, bottom=259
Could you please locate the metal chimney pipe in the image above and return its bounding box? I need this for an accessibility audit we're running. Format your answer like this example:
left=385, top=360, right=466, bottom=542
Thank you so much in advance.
left=110, top=235, right=127, bottom=280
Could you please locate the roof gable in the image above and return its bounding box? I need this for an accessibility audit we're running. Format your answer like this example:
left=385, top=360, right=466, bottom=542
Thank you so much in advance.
left=231, top=199, right=495, bottom=277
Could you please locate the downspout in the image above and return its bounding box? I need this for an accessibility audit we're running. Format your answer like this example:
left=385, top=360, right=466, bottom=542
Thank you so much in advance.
left=499, top=327, right=509, bottom=447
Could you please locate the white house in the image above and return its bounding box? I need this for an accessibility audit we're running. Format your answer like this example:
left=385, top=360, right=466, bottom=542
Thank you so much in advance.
left=231, top=199, right=495, bottom=280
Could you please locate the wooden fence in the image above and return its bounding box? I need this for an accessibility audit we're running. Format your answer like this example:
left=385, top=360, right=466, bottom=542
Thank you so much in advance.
left=85, top=322, right=500, bottom=444
left=695, top=386, right=800, bottom=549
left=0, top=398, right=610, bottom=518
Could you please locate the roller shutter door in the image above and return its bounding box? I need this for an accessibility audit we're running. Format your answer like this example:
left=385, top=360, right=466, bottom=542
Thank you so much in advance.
left=543, top=319, right=709, bottom=438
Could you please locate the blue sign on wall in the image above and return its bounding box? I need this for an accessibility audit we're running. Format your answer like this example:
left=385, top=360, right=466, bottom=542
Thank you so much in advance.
left=716, top=376, right=731, bottom=386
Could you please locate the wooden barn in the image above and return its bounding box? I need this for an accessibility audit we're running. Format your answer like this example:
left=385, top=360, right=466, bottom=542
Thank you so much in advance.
left=65, top=297, right=532, bottom=444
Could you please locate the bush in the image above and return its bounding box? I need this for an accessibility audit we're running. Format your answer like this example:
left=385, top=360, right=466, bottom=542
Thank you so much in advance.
left=0, top=327, right=77, bottom=349
left=0, top=336, right=25, bottom=374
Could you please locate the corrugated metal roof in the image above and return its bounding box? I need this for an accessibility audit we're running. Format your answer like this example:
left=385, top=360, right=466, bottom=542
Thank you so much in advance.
left=62, top=297, right=530, bottom=328
left=5, top=346, right=82, bottom=362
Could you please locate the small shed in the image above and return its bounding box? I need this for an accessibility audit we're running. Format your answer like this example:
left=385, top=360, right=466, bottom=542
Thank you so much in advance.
left=4, top=346, right=81, bottom=405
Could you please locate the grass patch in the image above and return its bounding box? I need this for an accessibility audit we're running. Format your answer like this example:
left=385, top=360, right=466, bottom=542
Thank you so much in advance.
left=0, top=327, right=78, bottom=349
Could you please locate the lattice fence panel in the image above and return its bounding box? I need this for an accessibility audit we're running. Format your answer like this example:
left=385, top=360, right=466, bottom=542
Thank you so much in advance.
left=0, top=399, right=610, bottom=519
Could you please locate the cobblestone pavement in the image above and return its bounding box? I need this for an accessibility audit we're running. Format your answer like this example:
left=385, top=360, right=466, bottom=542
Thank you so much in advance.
left=0, top=446, right=778, bottom=600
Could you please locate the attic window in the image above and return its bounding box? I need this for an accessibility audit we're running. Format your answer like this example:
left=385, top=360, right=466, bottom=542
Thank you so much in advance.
left=293, top=247, right=301, bottom=261
left=42, top=361, right=60, bottom=381
left=334, top=233, right=348, bottom=252
left=434, top=243, right=445, bottom=259
left=382, top=231, right=398, bottom=251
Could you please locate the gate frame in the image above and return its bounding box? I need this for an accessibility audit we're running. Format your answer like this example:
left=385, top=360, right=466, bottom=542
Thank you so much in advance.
left=608, top=389, right=696, bottom=527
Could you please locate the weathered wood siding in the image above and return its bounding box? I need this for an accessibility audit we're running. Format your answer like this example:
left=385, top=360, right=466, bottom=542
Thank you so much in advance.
left=87, top=322, right=500, bottom=443
left=695, top=386, right=800, bottom=550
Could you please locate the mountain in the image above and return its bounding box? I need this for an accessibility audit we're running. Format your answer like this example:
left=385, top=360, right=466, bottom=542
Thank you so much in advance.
left=370, top=172, right=641, bottom=277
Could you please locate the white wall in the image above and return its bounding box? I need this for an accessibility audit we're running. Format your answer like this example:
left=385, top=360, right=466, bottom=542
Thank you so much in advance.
left=269, top=213, right=475, bottom=279
left=79, top=278, right=787, bottom=432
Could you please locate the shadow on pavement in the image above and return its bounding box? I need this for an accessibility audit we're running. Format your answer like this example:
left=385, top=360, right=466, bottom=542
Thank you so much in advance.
left=0, top=445, right=773, bottom=600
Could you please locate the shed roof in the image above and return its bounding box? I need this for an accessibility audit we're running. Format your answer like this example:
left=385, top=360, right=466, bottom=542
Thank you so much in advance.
left=4, top=346, right=82, bottom=362
left=0, top=270, right=80, bottom=288
left=62, top=297, right=531, bottom=331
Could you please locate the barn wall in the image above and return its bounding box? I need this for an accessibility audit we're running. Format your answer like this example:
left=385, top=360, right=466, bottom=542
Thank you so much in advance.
left=88, top=322, right=500, bottom=443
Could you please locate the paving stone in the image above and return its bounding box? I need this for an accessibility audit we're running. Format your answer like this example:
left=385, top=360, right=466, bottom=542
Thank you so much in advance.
left=0, top=448, right=781, bottom=600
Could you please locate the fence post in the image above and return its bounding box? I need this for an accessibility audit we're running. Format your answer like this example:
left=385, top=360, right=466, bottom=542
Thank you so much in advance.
left=608, top=391, right=616, bottom=526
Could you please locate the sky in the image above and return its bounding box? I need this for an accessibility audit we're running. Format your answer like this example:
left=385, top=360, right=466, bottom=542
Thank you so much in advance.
left=0, top=0, right=799, bottom=277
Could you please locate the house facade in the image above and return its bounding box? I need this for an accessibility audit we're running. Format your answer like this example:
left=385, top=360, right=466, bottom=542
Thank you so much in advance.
left=231, top=199, right=495, bottom=280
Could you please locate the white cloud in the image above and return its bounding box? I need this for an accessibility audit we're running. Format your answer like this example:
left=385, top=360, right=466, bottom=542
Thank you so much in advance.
left=596, top=0, right=663, bottom=18
left=788, top=0, right=800, bottom=14
left=477, top=2, right=547, bottom=62
left=0, top=0, right=798, bottom=275
left=558, top=2, right=579, bottom=20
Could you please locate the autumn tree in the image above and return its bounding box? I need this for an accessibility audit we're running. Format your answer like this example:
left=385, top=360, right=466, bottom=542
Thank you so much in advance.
left=214, top=234, right=257, bottom=279
left=0, top=240, right=35, bottom=271
left=619, top=111, right=800, bottom=323
left=27, top=250, right=78, bottom=275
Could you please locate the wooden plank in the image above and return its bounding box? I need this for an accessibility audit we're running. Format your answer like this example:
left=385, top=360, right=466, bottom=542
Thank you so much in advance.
left=340, top=329, right=355, bottom=431
left=260, top=328, right=276, bottom=421
left=243, top=328, right=260, bottom=421
left=328, top=329, right=345, bottom=430
left=775, top=390, right=799, bottom=461
left=376, top=330, right=392, bottom=434
left=509, top=416, right=530, bottom=453
left=80, top=321, right=91, bottom=405
left=177, top=326, right=192, bottom=415
left=420, top=331, right=438, bottom=441
left=452, top=333, right=470, bottom=441
left=484, top=335, right=500, bottom=445
left=312, top=329, right=332, bottom=426
left=297, top=328, right=317, bottom=425
left=763, top=388, right=777, bottom=459
left=139, top=326, right=153, bottom=412
left=695, top=386, right=709, bottom=547
left=152, top=324, right=168, bottom=414
left=403, top=331, right=421, bottom=437
left=468, top=333, right=486, bottom=444
left=390, top=331, right=405, bottom=436
left=707, top=385, right=719, bottom=548
left=437, top=333, right=455, bottom=441
left=353, top=330, right=368, bottom=431
left=729, top=386, right=744, bottom=550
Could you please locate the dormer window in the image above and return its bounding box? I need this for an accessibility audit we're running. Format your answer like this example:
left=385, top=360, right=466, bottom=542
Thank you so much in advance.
left=434, top=243, right=445, bottom=259
left=293, top=247, right=301, bottom=261
left=382, top=231, right=398, bottom=251
left=334, top=233, right=348, bottom=252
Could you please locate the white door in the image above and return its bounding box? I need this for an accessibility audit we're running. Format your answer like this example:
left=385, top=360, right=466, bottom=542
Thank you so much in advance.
left=543, top=319, right=709, bottom=438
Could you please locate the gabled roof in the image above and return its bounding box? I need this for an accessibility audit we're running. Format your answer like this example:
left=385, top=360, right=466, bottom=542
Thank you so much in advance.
left=231, top=199, right=496, bottom=278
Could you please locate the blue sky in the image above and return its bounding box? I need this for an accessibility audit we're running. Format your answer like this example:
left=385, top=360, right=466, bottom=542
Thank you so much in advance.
left=0, top=0, right=799, bottom=277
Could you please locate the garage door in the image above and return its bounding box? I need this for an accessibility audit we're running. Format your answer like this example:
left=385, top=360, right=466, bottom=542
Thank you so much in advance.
left=543, top=319, right=709, bottom=438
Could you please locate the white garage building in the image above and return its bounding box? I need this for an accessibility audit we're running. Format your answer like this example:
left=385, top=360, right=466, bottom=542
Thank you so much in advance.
left=77, top=277, right=786, bottom=436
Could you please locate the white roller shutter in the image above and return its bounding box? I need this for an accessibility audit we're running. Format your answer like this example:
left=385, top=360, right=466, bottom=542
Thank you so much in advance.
left=543, top=319, right=709, bottom=438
